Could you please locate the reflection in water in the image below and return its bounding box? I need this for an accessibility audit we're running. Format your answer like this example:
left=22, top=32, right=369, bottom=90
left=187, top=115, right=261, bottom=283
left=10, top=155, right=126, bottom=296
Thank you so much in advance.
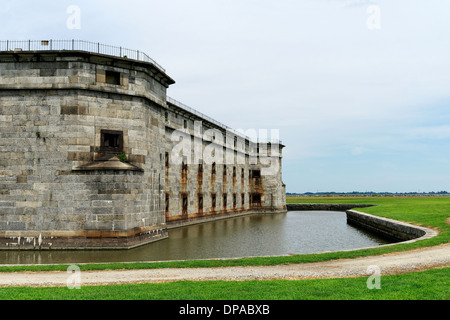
left=0, top=211, right=392, bottom=265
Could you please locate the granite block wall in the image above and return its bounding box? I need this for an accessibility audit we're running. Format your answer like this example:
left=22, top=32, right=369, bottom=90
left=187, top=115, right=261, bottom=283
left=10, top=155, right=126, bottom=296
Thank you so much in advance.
left=0, top=50, right=286, bottom=249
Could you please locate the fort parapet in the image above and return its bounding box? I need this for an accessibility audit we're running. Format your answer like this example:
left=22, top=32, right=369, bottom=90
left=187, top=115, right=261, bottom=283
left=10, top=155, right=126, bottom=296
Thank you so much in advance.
left=0, top=41, right=286, bottom=250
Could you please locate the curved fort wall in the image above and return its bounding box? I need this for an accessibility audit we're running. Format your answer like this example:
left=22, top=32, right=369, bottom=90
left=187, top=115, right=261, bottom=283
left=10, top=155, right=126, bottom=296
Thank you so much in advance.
left=0, top=48, right=286, bottom=249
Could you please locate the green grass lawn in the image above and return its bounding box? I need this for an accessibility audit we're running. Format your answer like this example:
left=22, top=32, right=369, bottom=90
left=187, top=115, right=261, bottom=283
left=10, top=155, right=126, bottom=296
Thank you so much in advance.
left=0, top=196, right=448, bottom=300
left=0, top=267, right=448, bottom=300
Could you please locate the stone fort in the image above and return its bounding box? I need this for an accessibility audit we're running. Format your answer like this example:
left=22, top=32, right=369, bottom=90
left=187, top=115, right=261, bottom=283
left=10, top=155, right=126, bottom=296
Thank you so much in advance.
left=0, top=40, right=286, bottom=250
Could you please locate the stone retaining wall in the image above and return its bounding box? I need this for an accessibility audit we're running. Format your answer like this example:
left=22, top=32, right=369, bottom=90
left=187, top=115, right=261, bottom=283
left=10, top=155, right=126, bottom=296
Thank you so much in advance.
left=287, top=203, right=438, bottom=243
left=346, top=210, right=437, bottom=242
left=286, top=203, right=375, bottom=211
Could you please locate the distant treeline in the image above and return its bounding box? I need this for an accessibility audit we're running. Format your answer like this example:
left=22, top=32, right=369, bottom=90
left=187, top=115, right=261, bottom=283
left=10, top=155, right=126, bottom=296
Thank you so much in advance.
left=287, top=191, right=449, bottom=197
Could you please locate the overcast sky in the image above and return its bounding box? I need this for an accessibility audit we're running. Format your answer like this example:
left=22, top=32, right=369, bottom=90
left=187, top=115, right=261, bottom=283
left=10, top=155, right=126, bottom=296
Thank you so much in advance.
left=1, top=0, right=449, bottom=193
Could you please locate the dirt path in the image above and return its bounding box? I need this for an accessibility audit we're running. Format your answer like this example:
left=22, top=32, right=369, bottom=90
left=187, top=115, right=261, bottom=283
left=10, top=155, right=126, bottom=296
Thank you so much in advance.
left=0, top=243, right=448, bottom=288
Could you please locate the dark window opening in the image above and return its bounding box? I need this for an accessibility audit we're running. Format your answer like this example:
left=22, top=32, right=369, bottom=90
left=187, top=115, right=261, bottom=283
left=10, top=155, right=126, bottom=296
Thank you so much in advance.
left=223, top=194, right=227, bottom=209
left=212, top=162, right=216, bottom=175
left=105, top=71, right=121, bottom=85
left=198, top=194, right=203, bottom=214
left=251, top=193, right=262, bottom=207
left=233, top=194, right=237, bottom=209
left=233, top=167, right=236, bottom=178
left=165, top=194, right=169, bottom=215
left=241, top=193, right=245, bottom=206
left=252, top=170, right=261, bottom=178
left=223, top=165, right=227, bottom=177
left=182, top=194, right=188, bottom=216
left=183, top=120, right=188, bottom=129
left=165, top=152, right=169, bottom=168
left=211, top=194, right=216, bottom=211
left=182, top=156, right=188, bottom=171
left=252, top=169, right=262, bottom=186
left=165, top=111, right=169, bottom=122
left=100, top=130, right=123, bottom=153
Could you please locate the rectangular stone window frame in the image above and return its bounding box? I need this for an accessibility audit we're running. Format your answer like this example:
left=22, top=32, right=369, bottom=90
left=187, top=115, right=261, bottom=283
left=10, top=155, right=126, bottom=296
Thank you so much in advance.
left=96, top=69, right=129, bottom=87
left=182, top=193, right=188, bottom=216
left=165, top=152, right=170, bottom=168
left=100, top=130, right=124, bottom=153
left=223, top=193, right=227, bottom=209
left=211, top=193, right=217, bottom=211
left=198, top=159, right=203, bottom=174
left=105, top=70, right=121, bottom=85
left=252, top=169, right=262, bottom=186
left=252, top=169, right=261, bottom=178
left=198, top=194, right=203, bottom=214
left=251, top=193, right=262, bottom=207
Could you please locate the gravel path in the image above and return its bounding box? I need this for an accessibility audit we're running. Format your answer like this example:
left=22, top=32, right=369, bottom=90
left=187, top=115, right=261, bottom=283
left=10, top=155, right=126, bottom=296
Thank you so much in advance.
left=0, top=243, right=448, bottom=288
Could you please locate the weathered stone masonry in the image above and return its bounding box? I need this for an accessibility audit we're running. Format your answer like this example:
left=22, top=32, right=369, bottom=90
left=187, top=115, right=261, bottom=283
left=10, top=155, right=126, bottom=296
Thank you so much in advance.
left=0, top=48, right=286, bottom=250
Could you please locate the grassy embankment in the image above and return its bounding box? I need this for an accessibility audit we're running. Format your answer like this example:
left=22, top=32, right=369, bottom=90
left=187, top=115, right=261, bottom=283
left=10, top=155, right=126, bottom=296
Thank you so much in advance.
left=0, top=196, right=448, bottom=300
left=0, top=267, right=448, bottom=300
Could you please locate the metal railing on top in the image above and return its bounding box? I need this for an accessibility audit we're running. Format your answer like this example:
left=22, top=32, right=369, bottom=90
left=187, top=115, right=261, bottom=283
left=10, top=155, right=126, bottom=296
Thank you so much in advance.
left=167, top=96, right=253, bottom=142
left=0, top=40, right=166, bottom=73
left=167, top=97, right=283, bottom=145
left=0, top=40, right=282, bottom=146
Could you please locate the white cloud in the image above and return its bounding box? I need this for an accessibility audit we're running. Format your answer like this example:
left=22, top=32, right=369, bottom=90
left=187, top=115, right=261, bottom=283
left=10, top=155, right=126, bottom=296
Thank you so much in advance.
left=1, top=0, right=449, bottom=192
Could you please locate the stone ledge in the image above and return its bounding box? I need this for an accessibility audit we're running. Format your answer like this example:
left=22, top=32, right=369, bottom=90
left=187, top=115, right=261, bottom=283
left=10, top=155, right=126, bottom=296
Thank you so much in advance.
left=0, top=228, right=168, bottom=251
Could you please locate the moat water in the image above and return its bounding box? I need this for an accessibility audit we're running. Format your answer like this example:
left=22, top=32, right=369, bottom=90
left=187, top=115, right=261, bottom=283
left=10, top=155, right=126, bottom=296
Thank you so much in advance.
left=0, top=211, right=392, bottom=265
